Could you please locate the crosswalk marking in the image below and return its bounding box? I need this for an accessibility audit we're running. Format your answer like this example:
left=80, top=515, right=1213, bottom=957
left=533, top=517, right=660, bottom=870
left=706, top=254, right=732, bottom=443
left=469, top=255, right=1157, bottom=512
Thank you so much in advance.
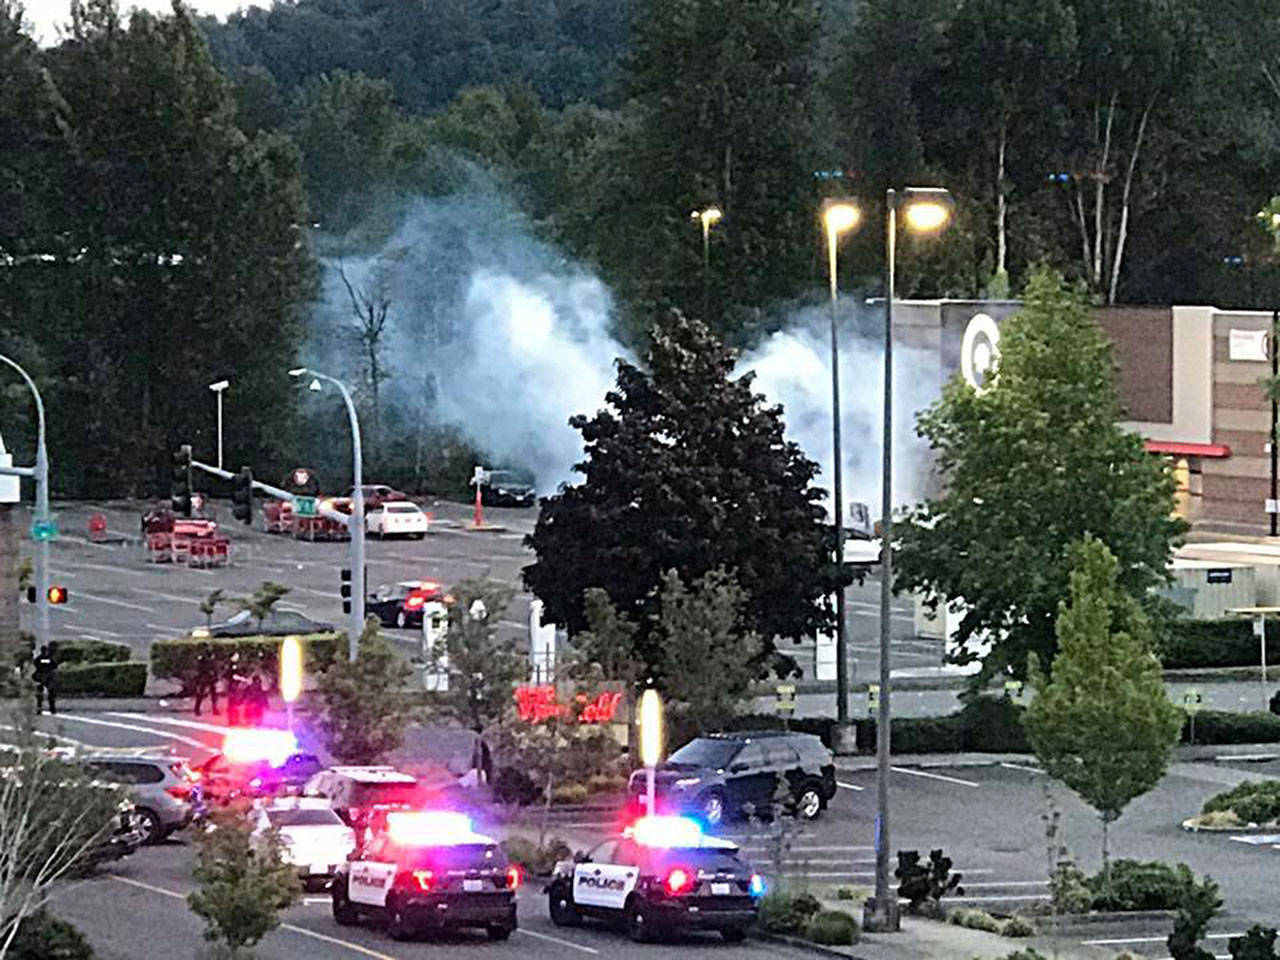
left=50, top=714, right=208, bottom=750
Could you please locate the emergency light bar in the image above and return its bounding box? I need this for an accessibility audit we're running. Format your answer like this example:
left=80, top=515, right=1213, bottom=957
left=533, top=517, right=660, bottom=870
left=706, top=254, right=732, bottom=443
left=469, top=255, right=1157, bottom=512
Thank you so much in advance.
left=222, top=728, right=297, bottom=768
left=385, top=811, right=485, bottom=847
left=626, top=815, right=740, bottom=850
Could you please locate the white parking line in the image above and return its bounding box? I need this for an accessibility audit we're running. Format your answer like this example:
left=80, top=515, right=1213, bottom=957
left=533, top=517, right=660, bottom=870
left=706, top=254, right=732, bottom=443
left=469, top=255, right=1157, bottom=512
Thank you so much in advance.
left=836, top=780, right=864, bottom=791
left=517, top=929, right=600, bottom=955
left=0, top=723, right=87, bottom=747
left=52, top=714, right=208, bottom=750
left=109, top=713, right=228, bottom=736
left=69, top=591, right=155, bottom=613
left=1082, top=934, right=1242, bottom=946
left=891, top=766, right=980, bottom=787
left=131, top=587, right=204, bottom=604
left=63, top=561, right=147, bottom=577
left=999, top=762, right=1043, bottom=774
left=145, top=623, right=182, bottom=634
left=950, top=894, right=1049, bottom=902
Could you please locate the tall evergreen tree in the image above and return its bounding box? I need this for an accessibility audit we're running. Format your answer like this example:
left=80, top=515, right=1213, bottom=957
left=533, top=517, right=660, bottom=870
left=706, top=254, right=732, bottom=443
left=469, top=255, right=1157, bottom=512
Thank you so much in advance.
left=524, top=312, right=840, bottom=672
left=895, top=268, right=1184, bottom=682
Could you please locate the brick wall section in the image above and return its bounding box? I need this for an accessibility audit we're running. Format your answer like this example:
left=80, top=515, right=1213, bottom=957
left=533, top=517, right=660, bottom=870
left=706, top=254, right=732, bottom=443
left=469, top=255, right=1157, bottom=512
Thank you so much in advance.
left=1095, top=307, right=1174, bottom=423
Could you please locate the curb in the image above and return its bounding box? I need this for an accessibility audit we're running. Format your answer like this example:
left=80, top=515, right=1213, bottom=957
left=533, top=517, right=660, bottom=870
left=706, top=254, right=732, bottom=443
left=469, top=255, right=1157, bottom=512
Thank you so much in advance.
left=756, top=931, right=864, bottom=958
left=1180, top=817, right=1276, bottom=833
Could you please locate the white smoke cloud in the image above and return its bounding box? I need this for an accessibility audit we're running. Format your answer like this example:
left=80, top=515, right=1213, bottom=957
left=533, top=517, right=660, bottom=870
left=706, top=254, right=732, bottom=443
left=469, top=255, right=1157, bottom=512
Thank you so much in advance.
left=741, top=305, right=940, bottom=520
left=308, top=193, right=939, bottom=508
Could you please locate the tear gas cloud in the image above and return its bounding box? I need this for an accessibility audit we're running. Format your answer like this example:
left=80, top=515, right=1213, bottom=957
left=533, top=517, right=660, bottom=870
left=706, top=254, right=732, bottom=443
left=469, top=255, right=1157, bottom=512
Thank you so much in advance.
left=307, top=193, right=939, bottom=506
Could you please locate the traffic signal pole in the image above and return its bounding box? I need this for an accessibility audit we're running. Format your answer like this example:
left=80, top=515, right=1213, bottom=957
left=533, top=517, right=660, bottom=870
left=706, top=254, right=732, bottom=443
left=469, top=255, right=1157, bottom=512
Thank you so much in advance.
left=0, top=355, right=49, bottom=653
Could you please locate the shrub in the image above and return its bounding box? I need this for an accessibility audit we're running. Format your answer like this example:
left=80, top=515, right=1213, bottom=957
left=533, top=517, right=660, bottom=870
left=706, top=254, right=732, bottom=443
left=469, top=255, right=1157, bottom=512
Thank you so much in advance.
left=551, top=782, right=589, bottom=805
left=51, top=639, right=130, bottom=666
left=958, top=695, right=1031, bottom=752
left=1193, top=810, right=1242, bottom=828
left=1227, top=924, right=1279, bottom=960
left=896, top=848, right=963, bottom=914
left=492, top=766, right=539, bottom=805
left=150, top=634, right=340, bottom=691
left=758, top=891, right=823, bottom=934
left=949, top=907, right=1003, bottom=933
left=997, top=951, right=1047, bottom=960
left=499, top=837, right=571, bottom=877
left=804, top=909, right=859, bottom=945
left=585, top=773, right=627, bottom=794
left=1161, top=618, right=1267, bottom=669
left=1202, top=780, right=1280, bottom=824
left=1087, top=859, right=1194, bottom=912
left=56, top=662, right=147, bottom=698
left=1001, top=916, right=1036, bottom=938
left=835, top=886, right=858, bottom=900
left=1181, top=711, right=1280, bottom=745
left=1049, top=861, right=1092, bottom=914
left=8, top=909, right=94, bottom=960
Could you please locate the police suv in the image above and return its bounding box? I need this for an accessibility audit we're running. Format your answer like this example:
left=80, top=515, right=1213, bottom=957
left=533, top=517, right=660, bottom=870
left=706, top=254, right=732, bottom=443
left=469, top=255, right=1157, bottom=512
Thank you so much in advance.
left=331, top=811, right=519, bottom=941
left=546, top=816, right=765, bottom=943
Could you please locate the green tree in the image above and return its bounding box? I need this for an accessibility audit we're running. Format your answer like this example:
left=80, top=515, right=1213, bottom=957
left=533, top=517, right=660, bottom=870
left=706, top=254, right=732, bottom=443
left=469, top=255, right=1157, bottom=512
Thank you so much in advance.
left=896, top=268, right=1184, bottom=682
left=427, top=580, right=527, bottom=735
left=591, top=0, right=821, bottom=339
left=1167, top=874, right=1222, bottom=960
left=309, top=619, right=415, bottom=764
left=1024, top=537, right=1183, bottom=884
left=187, top=805, right=300, bottom=958
left=1228, top=925, right=1280, bottom=960
left=199, top=588, right=227, bottom=629
left=524, top=312, right=839, bottom=673
left=651, top=568, right=763, bottom=736
left=238, top=582, right=290, bottom=632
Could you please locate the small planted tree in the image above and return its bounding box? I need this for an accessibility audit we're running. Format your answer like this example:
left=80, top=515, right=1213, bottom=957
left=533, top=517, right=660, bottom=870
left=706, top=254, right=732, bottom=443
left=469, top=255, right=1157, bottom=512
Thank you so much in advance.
left=309, top=619, right=414, bottom=764
left=238, top=582, right=291, bottom=632
left=187, top=805, right=300, bottom=958
left=199, top=589, right=227, bottom=629
left=1024, top=536, right=1183, bottom=886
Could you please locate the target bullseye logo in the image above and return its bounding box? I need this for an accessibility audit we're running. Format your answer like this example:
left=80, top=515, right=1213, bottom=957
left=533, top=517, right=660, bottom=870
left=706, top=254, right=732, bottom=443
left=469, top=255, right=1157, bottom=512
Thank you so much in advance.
left=960, top=312, right=1001, bottom=392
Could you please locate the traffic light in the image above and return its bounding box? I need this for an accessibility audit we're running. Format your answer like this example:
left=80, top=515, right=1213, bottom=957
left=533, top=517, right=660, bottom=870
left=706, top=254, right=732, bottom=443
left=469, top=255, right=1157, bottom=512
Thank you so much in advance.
left=341, top=568, right=352, bottom=614
left=232, top=466, right=254, bottom=525
left=171, top=445, right=193, bottom=517
left=26, top=585, right=68, bottom=604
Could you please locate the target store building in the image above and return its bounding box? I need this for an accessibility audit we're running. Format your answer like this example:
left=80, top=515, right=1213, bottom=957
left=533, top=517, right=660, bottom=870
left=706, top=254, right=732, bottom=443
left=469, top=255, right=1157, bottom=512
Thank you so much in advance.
left=894, top=299, right=1277, bottom=534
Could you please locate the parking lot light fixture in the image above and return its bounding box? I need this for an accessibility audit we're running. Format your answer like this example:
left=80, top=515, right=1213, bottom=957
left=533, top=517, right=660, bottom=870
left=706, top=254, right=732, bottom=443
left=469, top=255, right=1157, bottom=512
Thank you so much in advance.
left=289, top=366, right=365, bottom=661
left=639, top=689, right=664, bottom=815
left=820, top=199, right=864, bottom=735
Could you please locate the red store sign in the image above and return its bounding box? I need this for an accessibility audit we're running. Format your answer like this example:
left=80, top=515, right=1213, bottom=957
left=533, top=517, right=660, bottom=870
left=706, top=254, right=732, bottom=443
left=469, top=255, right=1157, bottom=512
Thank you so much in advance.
left=515, top=685, right=623, bottom=724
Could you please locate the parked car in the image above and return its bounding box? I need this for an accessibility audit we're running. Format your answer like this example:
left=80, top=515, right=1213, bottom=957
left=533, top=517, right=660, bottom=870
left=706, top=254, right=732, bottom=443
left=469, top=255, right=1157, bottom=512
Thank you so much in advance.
left=479, top=470, right=536, bottom=507
left=250, top=797, right=357, bottom=890
left=546, top=815, right=764, bottom=942
left=331, top=811, right=518, bottom=941
left=367, top=580, right=448, bottom=629
left=349, top=484, right=411, bottom=509
left=80, top=750, right=205, bottom=844
left=626, top=731, right=836, bottom=827
left=366, top=501, right=429, bottom=539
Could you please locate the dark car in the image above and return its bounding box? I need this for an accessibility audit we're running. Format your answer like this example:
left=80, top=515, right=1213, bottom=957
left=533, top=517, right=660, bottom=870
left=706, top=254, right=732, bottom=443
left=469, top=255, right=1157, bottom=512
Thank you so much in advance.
left=627, top=731, right=836, bottom=827
left=196, top=750, right=324, bottom=805
left=193, top=608, right=336, bottom=639
left=546, top=815, right=764, bottom=943
left=479, top=470, right=536, bottom=508
left=367, top=580, right=448, bottom=629
left=331, top=811, right=519, bottom=941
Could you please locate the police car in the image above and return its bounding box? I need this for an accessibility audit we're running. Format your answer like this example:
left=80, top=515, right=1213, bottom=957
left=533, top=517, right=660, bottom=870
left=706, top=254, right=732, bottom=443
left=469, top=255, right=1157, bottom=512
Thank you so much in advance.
left=331, top=811, right=519, bottom=941
left=546, top=816, right=765, bottom=943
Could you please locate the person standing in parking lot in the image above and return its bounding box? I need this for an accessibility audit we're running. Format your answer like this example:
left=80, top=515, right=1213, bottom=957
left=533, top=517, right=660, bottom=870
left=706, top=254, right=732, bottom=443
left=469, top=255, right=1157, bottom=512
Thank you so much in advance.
left=193, top=644, right=219, bottom=716
left=32, top=644, right=57, bottom=715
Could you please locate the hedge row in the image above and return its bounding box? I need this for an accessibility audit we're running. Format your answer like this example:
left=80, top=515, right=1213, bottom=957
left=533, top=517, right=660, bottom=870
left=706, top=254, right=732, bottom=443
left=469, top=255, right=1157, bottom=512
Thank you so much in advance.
left=149, top=634, right=341, bottom=691
left=51, top=639, right=130, bottom=667
left=56, top=663, right=148, bottom=698
left=1161, top=618, right=1271, bottom=669
left=714, top=701, right=1280, bottom=755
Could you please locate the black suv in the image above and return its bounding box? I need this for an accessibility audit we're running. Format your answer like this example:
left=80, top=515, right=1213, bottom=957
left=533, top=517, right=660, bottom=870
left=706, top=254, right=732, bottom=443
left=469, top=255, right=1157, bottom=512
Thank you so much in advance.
left=627, top=731, right=837, bottom=827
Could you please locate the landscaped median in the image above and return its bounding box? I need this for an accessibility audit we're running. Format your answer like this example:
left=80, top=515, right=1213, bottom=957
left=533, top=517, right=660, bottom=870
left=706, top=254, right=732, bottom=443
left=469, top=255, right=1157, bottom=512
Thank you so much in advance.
left=1182, top=780, right=1280, bottom=831
left=47, top=638, right=147, bottom=698
left=148, top=633, right=342, bottom=694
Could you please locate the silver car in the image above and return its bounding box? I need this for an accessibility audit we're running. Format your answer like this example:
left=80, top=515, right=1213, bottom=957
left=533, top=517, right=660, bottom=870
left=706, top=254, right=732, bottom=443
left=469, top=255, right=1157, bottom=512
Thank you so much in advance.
left=81, top=750, right=204, bottom=844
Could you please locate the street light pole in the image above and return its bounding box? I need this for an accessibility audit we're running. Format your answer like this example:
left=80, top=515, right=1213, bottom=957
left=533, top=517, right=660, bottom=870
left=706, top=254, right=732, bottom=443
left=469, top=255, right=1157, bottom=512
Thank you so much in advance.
left=0, top=354, right=49, bottom=654
left=209, top=380, right=229, bottom=472
left=290, top=368, right=364, bottom=660
left=867, top=187, right=953, bottom=934
left=821, top=200, right=861, bottom=728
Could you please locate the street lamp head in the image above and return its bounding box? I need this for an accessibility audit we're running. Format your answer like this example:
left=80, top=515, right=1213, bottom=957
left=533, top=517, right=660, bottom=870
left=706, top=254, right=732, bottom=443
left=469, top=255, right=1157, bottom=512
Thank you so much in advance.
left=208, top=379, right=230, bottom=392
left=822, top=199, right=862, bottom=237
left=287, top=367, right=307, bottom=378
left=900, top=187, right=954, bottom=234
left=308, top=378, right=322, bottom=392
left=692, top=206, right=723, bottom=229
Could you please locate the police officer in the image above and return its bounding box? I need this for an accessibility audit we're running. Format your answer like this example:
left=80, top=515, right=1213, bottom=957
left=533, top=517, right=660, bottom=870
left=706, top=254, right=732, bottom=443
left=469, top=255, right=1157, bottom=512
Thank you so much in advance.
left=193, top=643, right=220, bottom=717
left=225, top=652, right=245, bottom=725
left=32, top=644, right=57, bottom=715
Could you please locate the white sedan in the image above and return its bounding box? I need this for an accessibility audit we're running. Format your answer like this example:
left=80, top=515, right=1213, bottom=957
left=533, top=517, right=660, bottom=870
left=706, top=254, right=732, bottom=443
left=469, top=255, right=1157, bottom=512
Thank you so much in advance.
left=250, top=798, right=357, bottom=888
left=365, top=501, right=429, bottom=539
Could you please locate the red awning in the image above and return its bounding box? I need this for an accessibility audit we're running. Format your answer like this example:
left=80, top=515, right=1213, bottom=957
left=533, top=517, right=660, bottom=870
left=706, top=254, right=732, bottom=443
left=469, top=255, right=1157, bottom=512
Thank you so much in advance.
left=1144, top=441, right=1231, bottom=458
